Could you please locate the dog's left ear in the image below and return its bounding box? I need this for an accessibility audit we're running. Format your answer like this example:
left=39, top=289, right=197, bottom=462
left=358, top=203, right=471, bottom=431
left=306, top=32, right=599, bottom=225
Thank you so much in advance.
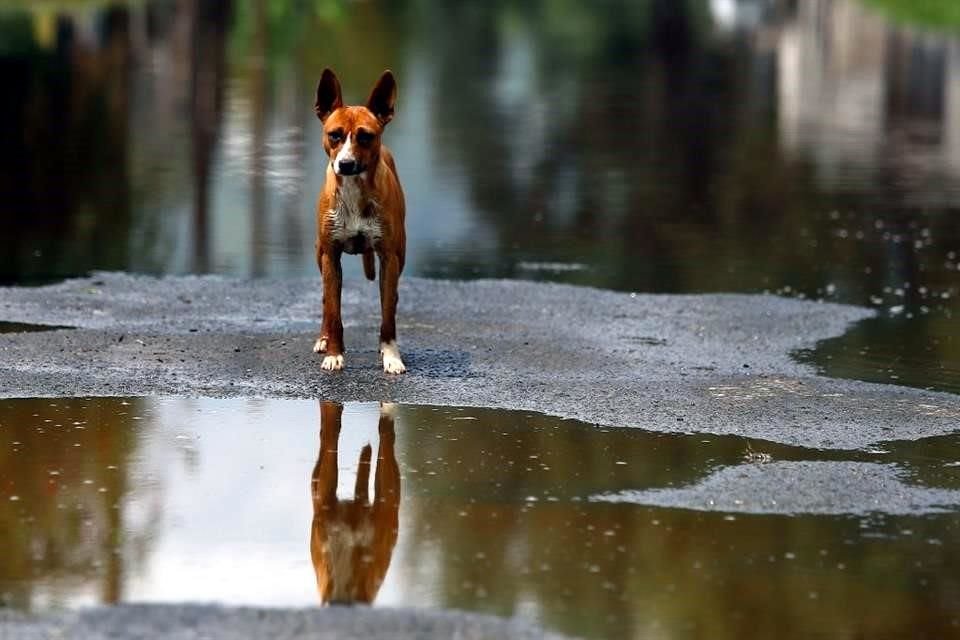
left=315, top=68, right=343, bottom=122
left=366, top=70, right=397, bottom=126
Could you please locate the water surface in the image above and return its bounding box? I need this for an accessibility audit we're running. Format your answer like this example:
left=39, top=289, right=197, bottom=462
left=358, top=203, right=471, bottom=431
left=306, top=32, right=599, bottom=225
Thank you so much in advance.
left=0, top=322, right=70, bottom=334
left=2, top=397, right=960, bottom=639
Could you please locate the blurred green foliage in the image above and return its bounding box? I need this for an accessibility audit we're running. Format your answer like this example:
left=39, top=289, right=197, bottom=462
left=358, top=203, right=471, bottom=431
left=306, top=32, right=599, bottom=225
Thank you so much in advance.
left=864, top=0, right=960, bottom=30
left=0, top=0, right=145, bottom=14
left=229, top=0, right=346, bottom=68
left=0, top=12, right=33, bottom=54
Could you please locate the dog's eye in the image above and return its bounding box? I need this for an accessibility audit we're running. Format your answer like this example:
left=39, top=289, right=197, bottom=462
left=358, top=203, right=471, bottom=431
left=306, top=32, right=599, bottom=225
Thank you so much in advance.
left=356, top=130, right=375, bottom=145
left=327, top=130, right=344, bottom=143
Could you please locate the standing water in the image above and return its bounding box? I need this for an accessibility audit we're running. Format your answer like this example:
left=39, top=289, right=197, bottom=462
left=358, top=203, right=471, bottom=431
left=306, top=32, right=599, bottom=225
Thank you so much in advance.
left=2, top=398, right=960, bottom=639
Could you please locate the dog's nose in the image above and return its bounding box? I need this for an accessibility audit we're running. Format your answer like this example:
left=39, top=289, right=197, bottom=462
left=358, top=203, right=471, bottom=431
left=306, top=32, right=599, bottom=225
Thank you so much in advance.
left=337, top=160, right=357, bottom=175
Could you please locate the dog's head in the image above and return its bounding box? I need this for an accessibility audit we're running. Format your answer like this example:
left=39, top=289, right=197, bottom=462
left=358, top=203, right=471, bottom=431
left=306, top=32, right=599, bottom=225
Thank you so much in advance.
left=315, top=69, right=397, bottom=177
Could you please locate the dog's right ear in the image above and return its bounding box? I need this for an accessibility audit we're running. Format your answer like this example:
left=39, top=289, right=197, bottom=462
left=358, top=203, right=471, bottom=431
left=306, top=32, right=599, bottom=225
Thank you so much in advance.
left=315, top=68, right=343, bottom=122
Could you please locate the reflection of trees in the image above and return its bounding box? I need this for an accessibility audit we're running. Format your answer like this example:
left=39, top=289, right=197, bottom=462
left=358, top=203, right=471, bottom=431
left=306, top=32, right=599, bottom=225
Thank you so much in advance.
left=407, top=0, right=960, bottom=390
left=393, top=405, right=960, bottom=639
left=394, top=404, right=782, bottom=636
left=773, top=0, right=960, bottom=390
left=0, top=1, right=232, bottom=281
left=2, top=0, right=957, bottom=294
left=188, top=0, right=232, bottom=273
left=10, top=0, right=954, bottom=308
left=415, top=0, right=806, bottom=291
left=411, top=0, right=959, bottom=299
left=0, top=398, right=158, bottom=610
left=0, top=9, right=132, bottom=284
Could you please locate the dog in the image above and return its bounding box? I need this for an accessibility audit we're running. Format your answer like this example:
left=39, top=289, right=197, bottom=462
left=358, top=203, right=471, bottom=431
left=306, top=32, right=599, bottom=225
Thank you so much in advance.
left=312, top=68, right=407, bottom=374
left=311, top=401, right=400, bottom=604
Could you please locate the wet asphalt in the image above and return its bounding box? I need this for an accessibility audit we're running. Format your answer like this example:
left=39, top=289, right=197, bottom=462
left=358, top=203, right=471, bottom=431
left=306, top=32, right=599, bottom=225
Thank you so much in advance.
left=2, top=273, right=960, bottom=638
left=0, top=272, right=957, bottom=451
left=593, top=460, right=960, bottom=516
left=0, top=604, right=567, bottom=640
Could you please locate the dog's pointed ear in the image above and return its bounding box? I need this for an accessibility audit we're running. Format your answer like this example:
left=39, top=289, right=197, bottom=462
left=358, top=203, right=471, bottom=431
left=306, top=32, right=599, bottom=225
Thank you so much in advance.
left=315, top=68, right=343, bottom=122
left=366, top=70, right=397, bottom=126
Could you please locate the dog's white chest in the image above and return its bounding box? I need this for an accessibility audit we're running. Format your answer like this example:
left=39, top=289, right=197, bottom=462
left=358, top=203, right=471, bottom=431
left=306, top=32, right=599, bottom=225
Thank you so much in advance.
left=328, top=176, right=381, bottom=243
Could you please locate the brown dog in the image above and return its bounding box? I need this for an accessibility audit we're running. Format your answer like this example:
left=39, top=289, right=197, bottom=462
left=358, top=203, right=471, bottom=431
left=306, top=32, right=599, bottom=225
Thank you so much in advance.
left=313, top=68, right=407, bottom=373
left=311, top=401, right=400, bottom=604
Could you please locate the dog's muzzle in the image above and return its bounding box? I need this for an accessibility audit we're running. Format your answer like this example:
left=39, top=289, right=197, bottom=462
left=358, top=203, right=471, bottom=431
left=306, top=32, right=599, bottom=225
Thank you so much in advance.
left=336, top=160, right=364, bottom=176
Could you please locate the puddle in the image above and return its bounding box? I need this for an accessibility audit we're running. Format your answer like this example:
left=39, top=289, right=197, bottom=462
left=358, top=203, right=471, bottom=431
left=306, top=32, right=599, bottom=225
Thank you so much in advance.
left=1, top=398, right=960, bottom=639
left=0, top=322, right=71, bottom=334
left=795, top=316, right=960, bottom=396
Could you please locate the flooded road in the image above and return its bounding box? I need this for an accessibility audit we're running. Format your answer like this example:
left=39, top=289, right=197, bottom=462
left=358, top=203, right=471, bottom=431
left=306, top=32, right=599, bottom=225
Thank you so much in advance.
left=1, top=0, right=959, bottom=393
left=3, top=397, right=960, bottom=639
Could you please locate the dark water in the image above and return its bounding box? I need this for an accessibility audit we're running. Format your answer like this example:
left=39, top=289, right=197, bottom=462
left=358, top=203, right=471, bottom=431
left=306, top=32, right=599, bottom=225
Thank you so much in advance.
left=0, top=322, right=70, bottom=334
left=0, top=0, right=958, bottom=393
left=2, top=397, right=960, bottom=639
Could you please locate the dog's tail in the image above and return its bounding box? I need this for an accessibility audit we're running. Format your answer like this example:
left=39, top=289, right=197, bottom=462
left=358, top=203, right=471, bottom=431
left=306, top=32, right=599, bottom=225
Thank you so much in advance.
left=362, top=251, right=376, bottom=281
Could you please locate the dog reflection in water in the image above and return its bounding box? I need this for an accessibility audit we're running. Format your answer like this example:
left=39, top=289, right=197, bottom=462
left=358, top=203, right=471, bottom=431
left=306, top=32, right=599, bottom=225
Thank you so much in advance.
left=311, top=401, right=401, bottom=604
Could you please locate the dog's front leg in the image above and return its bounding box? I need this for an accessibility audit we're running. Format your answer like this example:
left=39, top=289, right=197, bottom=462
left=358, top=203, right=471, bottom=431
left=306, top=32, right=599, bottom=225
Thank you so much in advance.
left=375, top=403, right=400, bottom=513
left=313, top=401, right=343, bottom=506
left=371, top=403, right=400, bottom=571
left=318, top=250, right=346, bottom=370
left=378, top=252, right=406, bottom=374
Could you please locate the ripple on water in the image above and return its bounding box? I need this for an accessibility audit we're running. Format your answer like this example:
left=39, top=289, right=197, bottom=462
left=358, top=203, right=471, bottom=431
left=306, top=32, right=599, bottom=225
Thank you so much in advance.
left=1, top=397, right=959, bottom=640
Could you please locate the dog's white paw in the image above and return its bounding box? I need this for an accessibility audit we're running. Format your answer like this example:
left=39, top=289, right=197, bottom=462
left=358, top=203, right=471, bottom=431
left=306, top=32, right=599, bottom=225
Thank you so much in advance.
left=380, top=341, right=406, bottom=374
left=313, top=337, right=328, bottom=353
left=383, top=357, right=406, bottom=374
left=321, top=354, right=344, bottom=371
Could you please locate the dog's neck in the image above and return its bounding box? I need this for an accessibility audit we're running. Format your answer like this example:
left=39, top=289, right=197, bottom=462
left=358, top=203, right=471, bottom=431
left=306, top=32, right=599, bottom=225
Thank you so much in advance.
left=328, top=173, right=382, bottom=242
left=334, top=174, right=368, bottom=219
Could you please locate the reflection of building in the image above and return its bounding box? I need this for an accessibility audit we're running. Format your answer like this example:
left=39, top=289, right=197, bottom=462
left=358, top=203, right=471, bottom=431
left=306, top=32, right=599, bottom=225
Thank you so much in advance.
left=945, top=42, right=960, bottom=173
left=710, top=0, right=773, bottom=31
left=776, top=0, right=960, bottom=202
left=777, top=0, right=886, bottom=172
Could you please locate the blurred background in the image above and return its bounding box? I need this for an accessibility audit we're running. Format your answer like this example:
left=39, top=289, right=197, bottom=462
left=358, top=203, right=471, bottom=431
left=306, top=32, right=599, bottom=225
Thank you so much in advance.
left=1, top=0, right=959, bottom=391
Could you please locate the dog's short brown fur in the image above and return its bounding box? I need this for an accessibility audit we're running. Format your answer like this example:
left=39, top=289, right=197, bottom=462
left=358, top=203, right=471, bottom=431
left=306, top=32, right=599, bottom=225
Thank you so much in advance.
left=313, top=68, right=407, bottom=373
